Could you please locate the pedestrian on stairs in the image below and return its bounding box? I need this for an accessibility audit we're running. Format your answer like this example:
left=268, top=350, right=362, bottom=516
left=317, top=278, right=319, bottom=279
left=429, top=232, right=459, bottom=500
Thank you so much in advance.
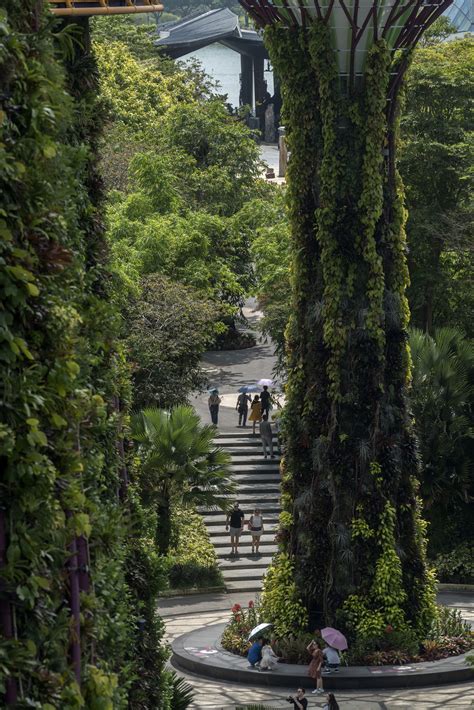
left=248, top=507, right=264, bottom=554
left=236, top=391, right=251, bottom=427
left=226, top=501, right=245, bottom=556
left=259, top=415, right=274, bottom=459
left=248, top=395, right=262, bottom=435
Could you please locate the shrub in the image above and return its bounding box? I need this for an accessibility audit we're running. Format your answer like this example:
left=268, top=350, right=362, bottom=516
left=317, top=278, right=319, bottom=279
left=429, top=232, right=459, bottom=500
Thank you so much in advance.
left=421, top=637, right=473, bottom=661
left=260, top=554, right=308, bottom=637
left=167, top=508, right=223, bottom=589
left=434, top=544, right=474, bottom=584
left=273, top=633, right=314, bottom=664
left=221, top=602, right=260, bottom=656
left=427, top=605, right=472, bottom=640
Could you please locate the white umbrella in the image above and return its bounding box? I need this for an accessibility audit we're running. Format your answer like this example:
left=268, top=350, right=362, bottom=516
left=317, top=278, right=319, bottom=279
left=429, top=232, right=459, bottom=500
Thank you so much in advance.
left=257, top=379, right=273, bottom=387
left=248, top=622, right=273, bottom=641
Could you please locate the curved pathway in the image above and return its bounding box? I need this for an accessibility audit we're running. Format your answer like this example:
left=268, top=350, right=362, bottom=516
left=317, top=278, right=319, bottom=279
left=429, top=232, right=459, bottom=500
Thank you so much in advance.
left=159, top=592, right=473, bottom=709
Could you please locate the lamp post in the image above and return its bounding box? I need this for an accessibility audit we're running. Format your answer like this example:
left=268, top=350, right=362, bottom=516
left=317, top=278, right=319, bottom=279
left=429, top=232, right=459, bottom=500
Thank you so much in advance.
left=238, top=0, right=452, bottom=635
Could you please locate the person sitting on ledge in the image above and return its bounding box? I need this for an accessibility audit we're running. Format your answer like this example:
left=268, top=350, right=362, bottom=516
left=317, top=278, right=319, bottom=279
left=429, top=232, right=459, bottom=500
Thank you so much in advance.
left=247, top=637, right=263, bottom=669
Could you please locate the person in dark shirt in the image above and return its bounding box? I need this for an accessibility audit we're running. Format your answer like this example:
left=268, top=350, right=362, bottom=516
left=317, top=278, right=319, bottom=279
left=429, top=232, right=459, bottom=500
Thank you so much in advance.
left=260, top=385, right=272, bottom=417
left=225, top=502, right=245, bottom=555
left=286, top=688, right=308, bottom=710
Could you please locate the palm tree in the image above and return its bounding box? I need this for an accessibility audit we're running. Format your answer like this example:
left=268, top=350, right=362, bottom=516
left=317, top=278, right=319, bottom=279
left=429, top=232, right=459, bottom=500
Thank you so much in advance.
left=132, top=406, right=235, bottom=554
left=409, top=327, right=473, bottom=551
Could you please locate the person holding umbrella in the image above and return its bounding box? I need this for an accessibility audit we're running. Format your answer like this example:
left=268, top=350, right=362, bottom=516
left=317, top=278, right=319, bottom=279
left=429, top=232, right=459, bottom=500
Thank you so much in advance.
left=259, top=382, right=273, bottom=418
left=208, top=388, right=221, bottom=425
left=320, top=627, right=347, bottom=674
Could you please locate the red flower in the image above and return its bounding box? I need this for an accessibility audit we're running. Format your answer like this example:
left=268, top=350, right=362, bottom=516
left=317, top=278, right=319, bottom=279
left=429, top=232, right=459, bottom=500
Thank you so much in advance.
left=248, top=601, right=254, bottom=608
left=385, top=624, right=394, bottom=634
left=232, top=603, right=242, bottom=613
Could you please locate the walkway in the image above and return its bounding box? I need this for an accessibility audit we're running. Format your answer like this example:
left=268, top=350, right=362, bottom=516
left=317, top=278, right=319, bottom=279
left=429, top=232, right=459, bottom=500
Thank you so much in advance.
left=191, top=299, right=277, bottom=431
left=202, top=431, right=280, bottom=592
left=158, top=591, right=474, bottom=709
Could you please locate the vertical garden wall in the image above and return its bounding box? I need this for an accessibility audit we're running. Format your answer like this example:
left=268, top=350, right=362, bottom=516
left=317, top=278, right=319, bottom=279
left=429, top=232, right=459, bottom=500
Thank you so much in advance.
left=0, top=3, right=175, bottom=706
left=239, top=0, right=453, bottom=640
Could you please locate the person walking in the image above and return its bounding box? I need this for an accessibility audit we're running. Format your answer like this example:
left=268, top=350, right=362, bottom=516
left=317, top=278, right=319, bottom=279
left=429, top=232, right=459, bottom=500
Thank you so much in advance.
left=260, top=414, right=274, bottom=458
left=208, top=391, right=221, bottom=425
left=307, top=640, right=324, bottom=695
left=248, top=507, right=264, bottom=554
left=260, top=385, right=273, bottom=417
left=226, top=502, right=245, bottom=555
left=236, top=391, right=251, bottom=427
left=323, top=693, right=340, bottom=710
left=248, top=395, right=262, bottom=435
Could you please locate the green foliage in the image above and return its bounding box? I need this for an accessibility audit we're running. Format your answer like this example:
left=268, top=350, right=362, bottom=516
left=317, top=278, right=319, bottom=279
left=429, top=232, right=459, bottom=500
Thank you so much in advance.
left=132, top=406, right=234, bottom=553
left=0, top=4, right=118, bottom=704
left=167, top=509, right=223, bottom=589
left=433, top=544, right=474, bottom=584
left=401, top=37, right=473, bottom=336
left=126, top=275, right=218, bottom=409
left=263, top=20, right=436, bottom=642
left=272, top=633, right=314, bottom=664
left=427, top=605, right=472, bottom=641
left=409, top=328, right=474, bottom=554
left=260, top=553, right=308, bottom=637
left=221, top=601, right=260, bottom=655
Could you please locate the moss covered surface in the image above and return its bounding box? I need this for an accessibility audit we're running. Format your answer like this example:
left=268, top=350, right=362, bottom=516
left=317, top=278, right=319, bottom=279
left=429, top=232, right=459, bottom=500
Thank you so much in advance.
left=263, top=22, right=436, bottom=640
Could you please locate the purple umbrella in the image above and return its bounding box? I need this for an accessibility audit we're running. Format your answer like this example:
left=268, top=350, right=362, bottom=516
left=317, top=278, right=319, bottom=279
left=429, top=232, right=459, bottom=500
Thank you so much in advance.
left=321, top=627, right=348, bottom=651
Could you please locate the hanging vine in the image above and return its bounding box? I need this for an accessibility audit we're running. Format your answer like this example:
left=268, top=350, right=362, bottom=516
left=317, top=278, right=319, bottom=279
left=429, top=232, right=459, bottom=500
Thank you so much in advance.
left=261, top=20, right=436, bottom=640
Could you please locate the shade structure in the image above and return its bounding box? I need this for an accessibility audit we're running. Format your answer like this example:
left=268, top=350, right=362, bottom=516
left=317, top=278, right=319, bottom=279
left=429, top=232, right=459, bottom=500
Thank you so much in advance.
left=240, top=0, right=454, bottom=75
left=49, top=0, right=163, bottom=16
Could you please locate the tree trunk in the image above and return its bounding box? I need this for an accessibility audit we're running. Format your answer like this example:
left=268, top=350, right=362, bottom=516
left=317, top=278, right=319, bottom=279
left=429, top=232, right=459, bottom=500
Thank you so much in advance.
left=265, top=23, right=435, bottom=638
left=155, top=495, right=172, bottom=555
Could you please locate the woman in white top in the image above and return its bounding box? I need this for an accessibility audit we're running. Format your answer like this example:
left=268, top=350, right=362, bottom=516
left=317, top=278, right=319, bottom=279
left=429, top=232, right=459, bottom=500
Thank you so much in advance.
left=248, top=507, right=264, bottom=554
left=259, top=639, right=280, bottom=671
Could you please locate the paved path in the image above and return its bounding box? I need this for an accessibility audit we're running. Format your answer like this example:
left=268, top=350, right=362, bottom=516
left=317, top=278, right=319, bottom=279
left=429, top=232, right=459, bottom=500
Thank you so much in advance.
left=159, top=592, right=474, bottom=709
left=191, top=299, right=278, bottom=431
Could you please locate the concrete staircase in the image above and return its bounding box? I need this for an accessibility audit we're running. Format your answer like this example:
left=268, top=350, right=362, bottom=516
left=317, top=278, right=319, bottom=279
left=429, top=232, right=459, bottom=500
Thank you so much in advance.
left=201, top=431, right=281, bottom=593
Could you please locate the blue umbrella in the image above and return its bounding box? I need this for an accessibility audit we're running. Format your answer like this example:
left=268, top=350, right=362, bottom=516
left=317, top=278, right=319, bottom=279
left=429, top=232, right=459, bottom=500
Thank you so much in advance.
left=238, top=385, right=260, bottom=393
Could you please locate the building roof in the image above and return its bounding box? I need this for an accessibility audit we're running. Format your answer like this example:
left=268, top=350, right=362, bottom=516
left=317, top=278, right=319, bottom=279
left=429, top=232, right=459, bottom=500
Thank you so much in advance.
left=155, top=8, right=267, bottom=58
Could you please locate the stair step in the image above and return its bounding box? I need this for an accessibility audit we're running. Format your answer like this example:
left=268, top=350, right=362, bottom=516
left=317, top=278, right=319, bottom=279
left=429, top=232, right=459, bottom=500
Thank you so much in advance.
left=202, top=504, right=280, bottom=516
left=233, top=473, right=280, bottom=484
left=231, top=463, right=280, bottom=472
left=201, top=511, right=278, bottom=530
left=225, top=454, right=279, bottom=462
left=225, top=580, right=264, bottom=592
left=219, top=556, right=273, bottom=570
left=216, top=543, right=278, bottom=554
left=213, top=492, right=279, bottom=502
left=206, top=528, right=278, bottom=538
left=222, top=567, right=266, bottom=580
left=212, top=534, right=278, bottom=558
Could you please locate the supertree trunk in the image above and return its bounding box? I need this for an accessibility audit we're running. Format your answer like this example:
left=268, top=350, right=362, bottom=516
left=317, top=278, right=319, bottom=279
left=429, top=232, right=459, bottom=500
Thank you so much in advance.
left=262, top=21, right=438, bottom=639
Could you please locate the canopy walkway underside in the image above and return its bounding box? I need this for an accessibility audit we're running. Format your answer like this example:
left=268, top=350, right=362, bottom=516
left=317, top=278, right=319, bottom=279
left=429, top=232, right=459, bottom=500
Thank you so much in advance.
left=49, top=0, right=163, bottom=16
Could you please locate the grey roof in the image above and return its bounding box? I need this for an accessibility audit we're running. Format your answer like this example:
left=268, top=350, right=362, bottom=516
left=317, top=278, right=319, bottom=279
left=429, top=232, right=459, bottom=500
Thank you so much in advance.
left=155, top=8, right=266, bottom=58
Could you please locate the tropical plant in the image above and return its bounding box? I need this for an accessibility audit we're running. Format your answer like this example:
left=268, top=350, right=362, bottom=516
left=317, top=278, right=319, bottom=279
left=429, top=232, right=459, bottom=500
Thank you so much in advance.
left=125, top=275, right=218, bottom=409
left=132, top=406, right=235, bottom=553
left=401, top=37, right=473, bottom=336
left=434, top=544, right=474, bottom=584
left=409, top=328, right=474, bottom=553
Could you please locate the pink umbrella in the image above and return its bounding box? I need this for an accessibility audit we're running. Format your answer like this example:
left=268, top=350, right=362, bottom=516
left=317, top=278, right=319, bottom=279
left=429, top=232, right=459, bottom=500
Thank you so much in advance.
left=321, top=627, right=348, bottom=651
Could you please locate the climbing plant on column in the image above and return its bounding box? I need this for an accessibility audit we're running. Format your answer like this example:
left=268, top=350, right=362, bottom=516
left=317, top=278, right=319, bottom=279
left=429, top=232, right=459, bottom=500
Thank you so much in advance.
left=237, top=0, right=452, bottom=640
